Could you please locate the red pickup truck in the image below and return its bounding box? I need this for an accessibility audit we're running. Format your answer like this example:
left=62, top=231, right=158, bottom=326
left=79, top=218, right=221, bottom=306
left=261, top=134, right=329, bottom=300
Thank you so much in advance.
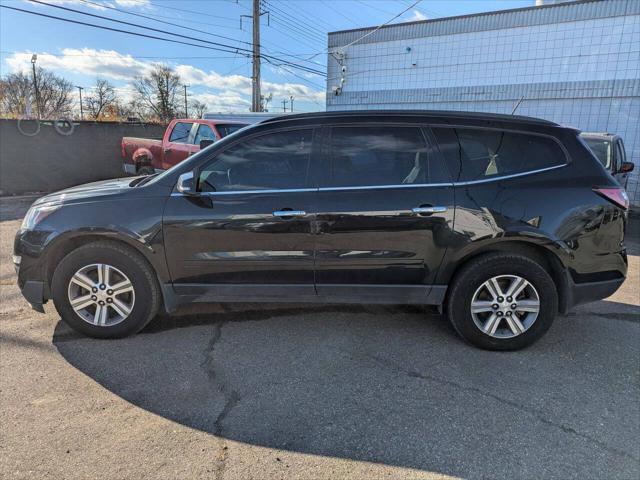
left=121, top=118, right=247, bottom=175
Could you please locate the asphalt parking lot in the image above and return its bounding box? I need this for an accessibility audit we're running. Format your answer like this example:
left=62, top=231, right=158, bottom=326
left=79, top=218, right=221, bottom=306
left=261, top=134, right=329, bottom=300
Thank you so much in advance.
left=1, top=195, right=638, bottom=480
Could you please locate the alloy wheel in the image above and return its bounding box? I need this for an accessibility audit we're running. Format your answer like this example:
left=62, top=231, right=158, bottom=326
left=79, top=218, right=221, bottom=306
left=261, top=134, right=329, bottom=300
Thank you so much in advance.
left=67, top=263, right=135, bottom=327
left=470, top=274, right=540, bottom=339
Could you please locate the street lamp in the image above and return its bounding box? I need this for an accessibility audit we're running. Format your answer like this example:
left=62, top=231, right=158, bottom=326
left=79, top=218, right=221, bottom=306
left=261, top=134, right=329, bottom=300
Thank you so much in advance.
left=75, top=86, right=84, bottom=120
left=31, top=54, right=41, bottom=120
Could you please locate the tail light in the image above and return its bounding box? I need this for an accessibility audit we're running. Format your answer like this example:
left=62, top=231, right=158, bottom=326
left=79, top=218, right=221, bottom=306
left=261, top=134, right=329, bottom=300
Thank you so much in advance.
left=121, top=140, right=126, bottom=157
left=593, top=187, right=629, bottom=210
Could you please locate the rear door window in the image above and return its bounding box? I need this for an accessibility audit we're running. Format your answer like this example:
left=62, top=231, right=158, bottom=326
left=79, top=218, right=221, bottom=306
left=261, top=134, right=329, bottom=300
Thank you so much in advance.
left=194, top=124, right=216, bottom=145
left=324, top=126, right=449, bottom=187
left=432, top=127, right=567, bottom=182
left=169, top=122, right=195, bottom=144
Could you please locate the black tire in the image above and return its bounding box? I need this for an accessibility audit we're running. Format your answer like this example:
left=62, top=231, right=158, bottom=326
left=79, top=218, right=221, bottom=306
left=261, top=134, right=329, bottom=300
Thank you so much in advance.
left=51, top=241, right=161, bottom=338
left=446, top=252, right=558, bottom=350
left=137, top=165, right=155, bottom=176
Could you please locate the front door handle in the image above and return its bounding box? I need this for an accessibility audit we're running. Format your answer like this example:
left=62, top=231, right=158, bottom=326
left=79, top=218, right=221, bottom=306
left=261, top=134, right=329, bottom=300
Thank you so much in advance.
left=412, top=206, right=447, bottom=215
left=273, top=210, right=306, bottom=217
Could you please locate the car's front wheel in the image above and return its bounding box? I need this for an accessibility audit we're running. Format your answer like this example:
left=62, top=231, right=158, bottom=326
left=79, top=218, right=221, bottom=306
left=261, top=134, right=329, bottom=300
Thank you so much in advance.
left=51, top=241, right=160, bottom=338
left=446, top=252, right=558, bottom=350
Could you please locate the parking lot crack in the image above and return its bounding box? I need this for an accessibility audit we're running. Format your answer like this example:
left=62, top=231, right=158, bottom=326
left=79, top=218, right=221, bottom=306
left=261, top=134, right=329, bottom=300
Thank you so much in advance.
left=359, top=350, right=639, bottom=463
left=200, top=321, right=242, bottom=435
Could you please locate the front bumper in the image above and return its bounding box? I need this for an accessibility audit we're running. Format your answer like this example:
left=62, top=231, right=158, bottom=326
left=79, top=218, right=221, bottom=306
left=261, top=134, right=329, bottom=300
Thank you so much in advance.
left=19, top=280, right=46, bottom=313
left=14, top=227, right=51, bottom=313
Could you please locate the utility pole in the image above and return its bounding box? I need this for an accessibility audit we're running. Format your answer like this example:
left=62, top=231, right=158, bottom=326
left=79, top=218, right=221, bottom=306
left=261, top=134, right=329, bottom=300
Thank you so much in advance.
left=75, top=86, right=84, bottom=120
left=183, top=85, right=189, bottom=117
left=251, top=0, right=261, bottom=112
left=281, top=98, right=288, bottom=112
left=289, top=95, right=294, bottom=113
left=30, top=54, right=40, bottom=120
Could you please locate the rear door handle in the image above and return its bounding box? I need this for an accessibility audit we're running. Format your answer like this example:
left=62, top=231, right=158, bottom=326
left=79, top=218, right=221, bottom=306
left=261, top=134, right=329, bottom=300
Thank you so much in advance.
left=412, top=206, right=447, bottom=214
left=273, top=210, right=306, bottom=217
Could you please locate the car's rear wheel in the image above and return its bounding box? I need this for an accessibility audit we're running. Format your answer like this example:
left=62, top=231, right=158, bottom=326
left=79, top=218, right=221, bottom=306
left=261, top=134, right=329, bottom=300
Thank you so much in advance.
left=446, top=252, right=558, bottom=350
left=51, top=241, right=160, bottom=338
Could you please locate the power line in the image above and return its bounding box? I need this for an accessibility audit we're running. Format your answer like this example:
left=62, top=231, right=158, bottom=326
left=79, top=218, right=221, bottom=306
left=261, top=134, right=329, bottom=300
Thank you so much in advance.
left=28, top=0, right=255, bottom=57
left=118, top=0, right=239, bottom=22
left=262, top=0, right=327, bottom=40
left=77, top=0, right=253, bottom=47
left=318, top=0, right=361, bottom=27
left=73, top=3, right=245, bottom=30
left=0, top=50, right=245, bottom=60
left=231, top=1, right=326, bottom=56
left=340, top=0, right=423, bottom=49
left=267, top=15, right=326, bottom=45
left=8, top=2, right=325, bottom=76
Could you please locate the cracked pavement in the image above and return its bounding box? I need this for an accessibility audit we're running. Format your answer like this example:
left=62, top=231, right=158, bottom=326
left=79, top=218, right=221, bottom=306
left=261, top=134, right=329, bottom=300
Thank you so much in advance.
left=1, top=196, right=639, bottom=480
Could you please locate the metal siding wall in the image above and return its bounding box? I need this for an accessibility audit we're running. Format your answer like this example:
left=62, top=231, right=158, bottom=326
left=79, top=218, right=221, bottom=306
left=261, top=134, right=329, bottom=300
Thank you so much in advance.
left=326, top=0, right=640, bottom=204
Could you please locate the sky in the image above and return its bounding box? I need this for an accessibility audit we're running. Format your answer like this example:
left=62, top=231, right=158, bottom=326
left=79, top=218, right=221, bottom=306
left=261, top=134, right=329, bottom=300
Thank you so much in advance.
left=0, top=0, right=534, bottom=114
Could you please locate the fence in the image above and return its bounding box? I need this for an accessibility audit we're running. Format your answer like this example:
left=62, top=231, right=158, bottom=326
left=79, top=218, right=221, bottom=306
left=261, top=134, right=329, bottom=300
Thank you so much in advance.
left=0, top=119, right=166, bottom=196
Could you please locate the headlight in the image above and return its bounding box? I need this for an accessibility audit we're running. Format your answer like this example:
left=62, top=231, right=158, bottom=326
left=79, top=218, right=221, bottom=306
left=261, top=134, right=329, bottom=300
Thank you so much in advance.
left=21, top=204, right=61, bottom=230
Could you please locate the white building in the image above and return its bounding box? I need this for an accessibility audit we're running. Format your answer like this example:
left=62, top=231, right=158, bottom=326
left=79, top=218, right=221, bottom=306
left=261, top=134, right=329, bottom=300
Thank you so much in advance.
left=326, top=0, right=640, bottom=204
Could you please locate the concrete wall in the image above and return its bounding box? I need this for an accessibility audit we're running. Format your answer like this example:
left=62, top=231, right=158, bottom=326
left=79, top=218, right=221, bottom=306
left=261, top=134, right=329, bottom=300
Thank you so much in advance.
left=0, top=119, right=166, bottom=195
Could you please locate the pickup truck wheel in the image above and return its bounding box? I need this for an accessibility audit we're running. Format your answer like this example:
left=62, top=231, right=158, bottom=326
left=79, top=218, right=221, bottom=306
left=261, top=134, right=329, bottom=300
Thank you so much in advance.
left=51, top=241, right=160, bottom=338
left=446, top=253, right=557, bottom=350
left=137, top=165, right=154, bottom=176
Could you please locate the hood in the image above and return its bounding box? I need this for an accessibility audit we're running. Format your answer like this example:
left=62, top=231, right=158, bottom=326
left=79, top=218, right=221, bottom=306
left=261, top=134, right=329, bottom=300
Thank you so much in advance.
left=34, top=177, right=140, bottom=206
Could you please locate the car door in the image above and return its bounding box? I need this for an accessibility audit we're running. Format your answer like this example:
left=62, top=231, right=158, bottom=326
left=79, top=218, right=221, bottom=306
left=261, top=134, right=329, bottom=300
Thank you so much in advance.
left=163, top=127, right=318, bottom=299
left=314, top=124, right=455, bottom=303
left=163, top=121, right=198, bottom=169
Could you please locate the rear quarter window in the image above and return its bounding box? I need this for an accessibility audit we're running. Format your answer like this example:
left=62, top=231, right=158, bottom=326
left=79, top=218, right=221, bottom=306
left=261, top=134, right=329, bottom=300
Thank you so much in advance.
left=432, top=127, right=567, bottom=182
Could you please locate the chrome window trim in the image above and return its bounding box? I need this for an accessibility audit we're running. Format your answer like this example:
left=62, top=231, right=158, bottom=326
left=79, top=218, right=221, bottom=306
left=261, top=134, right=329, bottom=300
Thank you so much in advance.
left=170, top=163, right=569, bottom=196
left=171, top=187, right=316, bottom=196
left=319, top=183, right=453, bottom=192
left=452, top=163, right=568, bottom=186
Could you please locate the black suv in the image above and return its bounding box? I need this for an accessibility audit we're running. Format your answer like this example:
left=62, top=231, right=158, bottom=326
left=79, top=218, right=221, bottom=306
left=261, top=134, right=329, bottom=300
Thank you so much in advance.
left=14, top=111, right=629, bottom=350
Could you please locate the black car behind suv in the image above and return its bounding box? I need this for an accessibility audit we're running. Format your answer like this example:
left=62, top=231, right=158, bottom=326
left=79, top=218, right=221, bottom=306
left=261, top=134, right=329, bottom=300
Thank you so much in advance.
left=14, top=111, right=629, bottom=350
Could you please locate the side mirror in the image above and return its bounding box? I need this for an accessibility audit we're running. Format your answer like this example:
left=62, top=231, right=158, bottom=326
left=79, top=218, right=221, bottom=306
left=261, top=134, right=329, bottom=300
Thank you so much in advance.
left=199, top=139, right=214, bottom=150
left=176, top=171, right=196, bottom=195
left=620, top=161, right=634, bottom=173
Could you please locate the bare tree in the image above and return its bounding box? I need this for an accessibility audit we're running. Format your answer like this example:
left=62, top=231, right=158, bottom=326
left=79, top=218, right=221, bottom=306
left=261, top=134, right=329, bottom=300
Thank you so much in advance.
left=35, top=68, right=74, bottom=118
left=190, top=100, right=207, bottom=119
left=0, top=72, right=32, bottom=118
left=132, top=64, right=181, bottom=122
left=84, top=78, right=117, bottom=120
left=0, top=68, right=73, bottom=119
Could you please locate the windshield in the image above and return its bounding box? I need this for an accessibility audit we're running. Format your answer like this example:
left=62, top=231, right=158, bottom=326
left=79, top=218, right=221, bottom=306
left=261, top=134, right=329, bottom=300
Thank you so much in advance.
left=138, top=123, right=256, bottom=186
left=583, top=138, right=611, bottom=168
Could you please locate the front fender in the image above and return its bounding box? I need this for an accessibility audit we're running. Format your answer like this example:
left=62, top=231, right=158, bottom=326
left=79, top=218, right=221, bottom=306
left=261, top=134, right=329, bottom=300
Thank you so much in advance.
left=15, top=195, right=171, bottom=296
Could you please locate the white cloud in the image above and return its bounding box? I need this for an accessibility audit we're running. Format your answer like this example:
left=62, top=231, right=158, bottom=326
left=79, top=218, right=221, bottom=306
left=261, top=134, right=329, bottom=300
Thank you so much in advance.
left=4, top=49, right=326, bottom=109
left=175, top=64, right=325, bottom=104
left=114, top=0, right=151, bottom=7
left=24, top=0, right=151, bottom=10
left=406, top=10, right=428, bottom=22
left=5, top=49, right=153, bottom=80
left=190, top=92, right=251, bottom=113
left=23, top=0, right=107, bottom=10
